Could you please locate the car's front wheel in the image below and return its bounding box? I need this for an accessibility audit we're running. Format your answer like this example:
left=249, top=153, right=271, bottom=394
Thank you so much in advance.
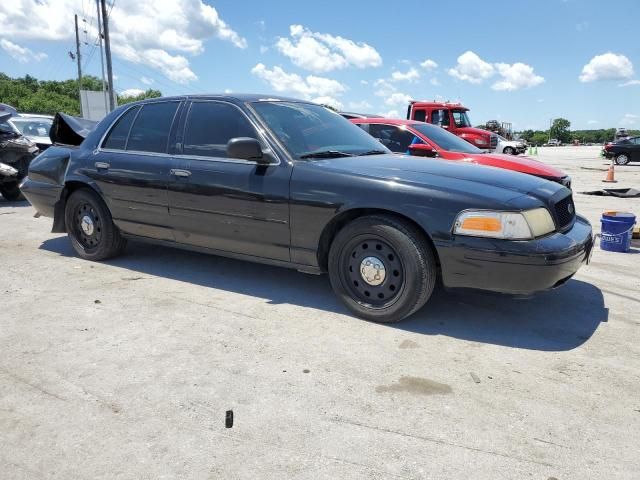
left=328, top=215, right=437, bottom=323
left=615, top=154, right=630, bottom=165
left=503, top=146, right=515, bottom=155
left=64, top=188, right=127, bottom=261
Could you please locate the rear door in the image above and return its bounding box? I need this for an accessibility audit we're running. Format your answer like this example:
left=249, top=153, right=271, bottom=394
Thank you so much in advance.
left=92, top=100, right=182, bottom=241
left=168, top=100, right=291, bottom=261
left=631, top=137, right=640, bottom=161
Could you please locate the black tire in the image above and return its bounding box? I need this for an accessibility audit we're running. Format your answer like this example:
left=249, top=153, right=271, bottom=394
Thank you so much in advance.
left=328, top=215, right=437, bottom=323
left=64, top=188, right=126, bottom=261
left=0, top=182, right=24, bottom=201
left=503, top=146, right=515, bottom=155
left=615, top=154, right=630, bottom=165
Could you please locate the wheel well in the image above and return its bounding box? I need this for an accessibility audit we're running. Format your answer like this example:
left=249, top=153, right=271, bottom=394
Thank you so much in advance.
left=316, top=208, right=440, bottom=272
left=51, top=181, right=98, bottom=233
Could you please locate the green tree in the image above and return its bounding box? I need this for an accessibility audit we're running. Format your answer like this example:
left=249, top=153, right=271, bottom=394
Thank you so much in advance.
left=117, top=88, right=162, bottom=105
left=550, top=118, right=571, bottom=143
left=0, top=73, right=162, bottom=116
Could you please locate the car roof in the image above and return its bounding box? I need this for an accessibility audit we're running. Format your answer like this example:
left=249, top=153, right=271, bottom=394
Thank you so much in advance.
left=128, top=93, right=310, bottom=106
left=350, top=118, right=423, bottom=126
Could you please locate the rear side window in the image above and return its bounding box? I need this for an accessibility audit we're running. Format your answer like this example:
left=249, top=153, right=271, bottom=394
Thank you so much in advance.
left=413, top=109, right=426, bottom=122
left=102, top=106, right=139, bottom=150
left=182, top=102, right=257, bottom=158
left=126, top=102, right=179, bottom=154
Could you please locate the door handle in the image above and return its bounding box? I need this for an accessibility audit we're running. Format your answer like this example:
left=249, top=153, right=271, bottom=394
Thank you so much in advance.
left=170, top=169, right=192, bottom=178
left=95, top=162, right=110, bottom=170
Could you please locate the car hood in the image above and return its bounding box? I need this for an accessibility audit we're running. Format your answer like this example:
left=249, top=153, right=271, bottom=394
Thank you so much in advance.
left=310, top=154, right=563, bottom=200
left=456, top=126, right=493, bottom=137
left=464, top=152, right=565, bottom=178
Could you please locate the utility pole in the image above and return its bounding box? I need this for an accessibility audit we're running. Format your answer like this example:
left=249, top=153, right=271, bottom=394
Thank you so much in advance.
left=548, top=118, right=552, bottom=143
left=100, top=0, right=116, bottom=111
left=96, top=0, right=108, bottom=114
left=74, top=14, right=82, bottom=98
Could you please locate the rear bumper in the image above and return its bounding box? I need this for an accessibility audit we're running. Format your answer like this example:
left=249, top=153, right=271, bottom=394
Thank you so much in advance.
left=19, top=177, right=63, bottom=218
left=438, top=215, right=594, bottom=295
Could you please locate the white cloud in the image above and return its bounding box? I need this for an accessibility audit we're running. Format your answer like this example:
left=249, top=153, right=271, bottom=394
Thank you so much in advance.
left=382, top=109, right=401, bottom=119
left=224, top=88, right=233, bottom=94
left=448, top=51, right=495, bottom=84
left=275, top=24, right=382, bottom=73
left=251, top=63, right=346, bottom=100
left=140, top=76, right=154, bottom=85
left=0, top=39, right=46, bottom=63
left=620, top=79, right=640, bottom=87
left=348, top=100, right=373, bottom=110
left=373, top=78, right=397, bottom=97
left=620, top=113, right=638, bottom=126
left=360, top=80, right=369, bottom=85
left=579, top=53, right=634, bottom=82
left=119, top=88, right=145, bottom=98
left=391, top=67, right=420, bottom=82
left=420, top=59, right=438, bottom=70
left=0, top=0, right=246, bottom=83
left=430, top=78, right=440, bottom=86
left=385, top=92, right=412, bottom=106
left=587, top=120, right=599, bottom=125
left=312, top=96, right=343, bottom=110
left=259, top=45, right=269, bottom=54
left=492, top=62, right=544, bottom=91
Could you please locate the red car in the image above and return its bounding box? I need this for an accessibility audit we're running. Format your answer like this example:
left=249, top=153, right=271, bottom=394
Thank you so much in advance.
left=351, top=118, right=571, bottom=188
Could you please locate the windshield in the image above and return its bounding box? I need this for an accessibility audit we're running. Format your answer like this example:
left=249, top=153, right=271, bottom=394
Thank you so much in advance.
left=452, top=110, right=472, bottom=128
left=250, top=101, right=390, bottom=159
left=10, top=118, right=53, bottom=137
left=410, top=122, right=483, bottom=154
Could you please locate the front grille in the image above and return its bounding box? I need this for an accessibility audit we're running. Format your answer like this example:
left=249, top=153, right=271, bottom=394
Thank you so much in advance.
left=490, top=135, right=498, bottom=148
left=553, top=194, right=575, bottom=230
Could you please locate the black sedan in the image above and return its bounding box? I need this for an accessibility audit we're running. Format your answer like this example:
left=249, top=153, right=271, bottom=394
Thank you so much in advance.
left=603, top=137, right=640, bottom=165
left=20, top=95, right=593, bottom=323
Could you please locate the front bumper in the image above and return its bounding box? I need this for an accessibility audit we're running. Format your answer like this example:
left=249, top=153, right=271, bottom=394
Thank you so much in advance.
left=438, top=215, right=593, bottom=295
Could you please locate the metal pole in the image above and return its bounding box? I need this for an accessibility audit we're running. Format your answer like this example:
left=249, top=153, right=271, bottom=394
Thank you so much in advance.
left=100, top=0, right=116, bottom=111
left=96, top=0, right=108, bottom=114
left=74, top=14, right=82, bottom=97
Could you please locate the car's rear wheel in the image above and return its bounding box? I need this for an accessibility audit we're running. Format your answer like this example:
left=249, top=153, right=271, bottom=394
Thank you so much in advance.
left=615, top=154, right=630, bottom=165
left=503, top=146, right=515, bottom=155
left=0, top=182, right=24, bottom=201
left=328, top=215, right=437, bottom=323
left=64, top=188, right=126, bottom=261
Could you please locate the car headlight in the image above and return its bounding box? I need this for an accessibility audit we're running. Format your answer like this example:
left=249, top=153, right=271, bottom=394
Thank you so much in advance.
left=454, top=208, right=555, bottom=240
left=473, top=138, right=488, bottom=146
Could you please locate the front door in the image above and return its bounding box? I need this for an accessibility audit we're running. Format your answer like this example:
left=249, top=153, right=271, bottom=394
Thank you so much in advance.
left=91, top=101, right=182, bottom=241
left=168, top=100, right=291, bottom=262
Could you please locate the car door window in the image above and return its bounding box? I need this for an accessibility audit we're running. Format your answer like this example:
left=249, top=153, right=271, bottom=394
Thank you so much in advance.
left=632, top=137, right=640, bottom=145
left=430, top=109, right=450, bottom=127
left=102, top=106, right=140, bottom=150
left=413, top=109, right=426, bottom=122
left=369, top=124, right=420, bottom=153
left=182, top=102, right=258, bottom=158
left=126, top=102, right=179, bottom=154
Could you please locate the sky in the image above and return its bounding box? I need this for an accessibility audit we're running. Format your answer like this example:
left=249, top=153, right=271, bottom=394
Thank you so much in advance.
left=0, top=0, right=639, bottom=130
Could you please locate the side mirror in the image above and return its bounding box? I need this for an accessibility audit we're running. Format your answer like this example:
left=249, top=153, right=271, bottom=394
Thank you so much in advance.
left=226, top=137, right=270, bottom=164
left=408, top=143, right=438, bottom=158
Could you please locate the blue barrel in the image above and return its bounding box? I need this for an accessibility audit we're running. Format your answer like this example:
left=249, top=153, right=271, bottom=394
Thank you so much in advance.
left=600, top=211, right=636, bottom=252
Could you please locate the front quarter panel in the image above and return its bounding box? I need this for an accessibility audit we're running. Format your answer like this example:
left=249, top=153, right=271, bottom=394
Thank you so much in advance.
left=288, top=160, right=537, bottom=267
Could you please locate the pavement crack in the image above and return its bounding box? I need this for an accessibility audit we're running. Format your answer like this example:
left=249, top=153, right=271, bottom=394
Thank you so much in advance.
left=329, top=416, right=555, bottom=468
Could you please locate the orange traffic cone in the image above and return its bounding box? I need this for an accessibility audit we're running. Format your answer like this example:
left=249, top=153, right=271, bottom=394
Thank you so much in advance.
left=602, top=162, right=617, bottom=183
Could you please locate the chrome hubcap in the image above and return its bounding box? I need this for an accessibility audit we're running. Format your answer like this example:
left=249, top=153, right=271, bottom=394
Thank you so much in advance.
left=80, top=215, right=94, bottom=236
left=360, top=256, right=386, bottom=286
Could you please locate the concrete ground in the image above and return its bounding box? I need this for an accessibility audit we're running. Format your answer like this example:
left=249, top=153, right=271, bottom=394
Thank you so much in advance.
left=1, top=146, right=638, bottom=479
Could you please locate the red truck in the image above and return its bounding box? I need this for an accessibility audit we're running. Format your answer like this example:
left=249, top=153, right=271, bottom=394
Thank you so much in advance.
left=407, top=101, right=498, bottom=151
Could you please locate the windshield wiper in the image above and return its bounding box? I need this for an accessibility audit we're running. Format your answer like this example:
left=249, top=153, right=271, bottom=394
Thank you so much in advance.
left=357, top=149, right=387, bottom=156
left=299, top=150, right=355, bottom=159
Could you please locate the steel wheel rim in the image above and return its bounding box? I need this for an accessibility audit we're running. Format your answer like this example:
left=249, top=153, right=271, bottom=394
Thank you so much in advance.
left=74, top=202, right=102, bottom=250
left=617, top=155, right=629, bottom=164
left=341, top=236, right=405, bottom=308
